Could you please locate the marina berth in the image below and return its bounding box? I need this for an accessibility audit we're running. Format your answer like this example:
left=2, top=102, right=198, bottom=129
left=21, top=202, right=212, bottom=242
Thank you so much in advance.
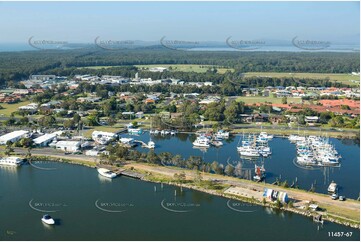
left=292, top=135, right=341, bottom=167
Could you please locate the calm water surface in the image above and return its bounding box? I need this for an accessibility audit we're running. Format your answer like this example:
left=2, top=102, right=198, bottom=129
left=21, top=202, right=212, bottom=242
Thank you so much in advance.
left=0, top=162, right=359, bottom=241
left=122, top=133, right=360, bottom=199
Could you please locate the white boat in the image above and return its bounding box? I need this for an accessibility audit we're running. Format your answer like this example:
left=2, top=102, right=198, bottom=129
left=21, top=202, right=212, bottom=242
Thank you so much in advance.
left=97, top=168, right=117, bottom=179
left=193, top=136, right=210, bottom=148
left=0, top=157, right=23, bottom=166
left=328, top=181, right=338, bottom=193
left=128, top=128, right=143, bottom=135
left=147, top=139, right=155, bottom=149
left=211, top=140, right=223, bottom=147
left=41, top=214, right=55, bottom=225
left=289, top=135, right=306, bottom=142
left=170, top=130, right=177, bottom=135
left=253, top=164, right=265, bottom=181
left=239, top=148, right=260, bottom=157
left=259, top=131, right=273, bottom=140
left=215, top=130, right=229, bottom=139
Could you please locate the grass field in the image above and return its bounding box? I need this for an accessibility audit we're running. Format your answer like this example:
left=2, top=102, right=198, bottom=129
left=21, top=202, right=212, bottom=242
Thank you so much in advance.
left=235, top=96, right=303, bottom=105
left=245, top=72, right=360, bottom=86
left=82, top=126, right=122, bottom=138
left=79, top=64, right=234, bottom=74
left=0, top=100, right=31, bottom=117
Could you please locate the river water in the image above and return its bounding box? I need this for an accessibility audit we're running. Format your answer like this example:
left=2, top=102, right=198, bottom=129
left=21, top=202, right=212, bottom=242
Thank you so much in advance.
left=0, top=162, right=359, bottom=241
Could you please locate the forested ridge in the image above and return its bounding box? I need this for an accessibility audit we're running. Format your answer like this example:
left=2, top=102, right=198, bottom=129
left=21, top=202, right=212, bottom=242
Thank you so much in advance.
left=0, top=48, right=359, bottom=85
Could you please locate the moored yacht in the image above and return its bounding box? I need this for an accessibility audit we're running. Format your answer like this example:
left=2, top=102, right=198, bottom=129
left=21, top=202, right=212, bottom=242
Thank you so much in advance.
left=147, top=139, right=155, bottom=149
left=193, top=136, right=210, bottom=148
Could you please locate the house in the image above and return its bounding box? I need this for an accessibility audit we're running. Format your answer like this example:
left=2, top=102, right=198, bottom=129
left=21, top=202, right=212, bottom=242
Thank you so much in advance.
left=239, top=114, right=253, bottom=123
left=253, top=113, right=269, bottom=122
left=269, top=115, right=284, bottom=124
left=135, top=112, right=144, bottom=119
left=18, top=103, right=38, bottom=113
left=305, top=116, right=319, bottom=125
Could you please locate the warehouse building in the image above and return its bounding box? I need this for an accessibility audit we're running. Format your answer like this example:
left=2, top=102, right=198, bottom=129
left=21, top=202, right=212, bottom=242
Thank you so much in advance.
left=55, top=141, right=80, bottom=152
left=0, top=130, right=29, bottom=145
left=33, top=131, right=63, bottom=147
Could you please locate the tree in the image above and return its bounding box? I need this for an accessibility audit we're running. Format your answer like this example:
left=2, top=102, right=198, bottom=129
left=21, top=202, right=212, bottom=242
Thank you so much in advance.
left=282, top=96, right=288, bottom=104
left=146, top=150, right=160, bottom=164
left=4, top=141, right=14, bottom=156
left=224, top=164, right=235, bottom=176
left=330, top=116, right=344, bottom=127
left=194, top=170, right=203, bottom=183
left=38, top=115, right=56, bottom=127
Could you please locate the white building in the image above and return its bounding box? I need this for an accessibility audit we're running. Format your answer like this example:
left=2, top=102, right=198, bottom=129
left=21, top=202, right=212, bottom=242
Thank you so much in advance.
left=92, top=131, right=117, bottom=145
left=18, top=103, right=38, bottom=112
left=149, top=67, right=168, bottom=72
left=55, top=141, right=80, bottom=152
left=0, top=130, right=29, bottom=145
left=33, top=131, right=62, bottom=147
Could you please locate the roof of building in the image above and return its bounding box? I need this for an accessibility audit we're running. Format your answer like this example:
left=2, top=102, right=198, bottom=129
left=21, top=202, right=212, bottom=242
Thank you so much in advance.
left=0, top=130, right=29, bottom=142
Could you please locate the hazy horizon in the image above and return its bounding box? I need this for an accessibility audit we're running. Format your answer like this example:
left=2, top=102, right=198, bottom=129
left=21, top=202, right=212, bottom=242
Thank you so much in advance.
left=0, top=1, right=359, bottom=46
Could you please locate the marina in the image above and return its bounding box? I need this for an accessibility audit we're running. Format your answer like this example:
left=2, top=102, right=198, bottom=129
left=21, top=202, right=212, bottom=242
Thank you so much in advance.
left=120, top=132, right=360, bottom=199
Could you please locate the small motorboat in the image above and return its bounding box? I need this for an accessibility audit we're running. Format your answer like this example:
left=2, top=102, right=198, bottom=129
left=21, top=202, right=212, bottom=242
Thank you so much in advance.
left=41, top=214, right=55, bottom=225
left=148, top=139, right=155, bottom=149
left=97, top=168, right=117, bottom=179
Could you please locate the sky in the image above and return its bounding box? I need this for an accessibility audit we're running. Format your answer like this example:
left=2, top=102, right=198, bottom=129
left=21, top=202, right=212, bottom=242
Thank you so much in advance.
left=0, top=1, right=359, bottom=44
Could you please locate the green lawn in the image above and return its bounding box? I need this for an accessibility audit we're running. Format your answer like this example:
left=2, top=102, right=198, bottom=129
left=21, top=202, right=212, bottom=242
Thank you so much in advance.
left=82, top=126, right=123, bottom=138
left=79, top=64, right=234, bottom=74
left=0, top=100, right=31, bottom=117
left=245, top=72, right=360, bottom=86
left=235, top=96, right=302, bottom=105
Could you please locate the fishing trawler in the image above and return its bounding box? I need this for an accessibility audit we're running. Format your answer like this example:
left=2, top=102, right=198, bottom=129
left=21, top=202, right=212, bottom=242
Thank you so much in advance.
left=253, top=165, right=265, bottom=182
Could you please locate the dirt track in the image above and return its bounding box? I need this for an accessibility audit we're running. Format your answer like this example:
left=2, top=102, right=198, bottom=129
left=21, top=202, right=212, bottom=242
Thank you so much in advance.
left=125, top=163, right=360, bottom=222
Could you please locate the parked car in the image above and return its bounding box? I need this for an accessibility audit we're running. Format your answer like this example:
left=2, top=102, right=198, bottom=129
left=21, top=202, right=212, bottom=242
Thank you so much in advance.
left=331, top=193, right=339, bottom=200
left=339, top=196, right=345, bottom=201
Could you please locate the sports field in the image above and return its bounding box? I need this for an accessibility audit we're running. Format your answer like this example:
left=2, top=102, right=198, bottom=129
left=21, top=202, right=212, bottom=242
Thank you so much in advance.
left=0, top=100, right=31, bottom=117
left=79, top=64, right=234, bottom=74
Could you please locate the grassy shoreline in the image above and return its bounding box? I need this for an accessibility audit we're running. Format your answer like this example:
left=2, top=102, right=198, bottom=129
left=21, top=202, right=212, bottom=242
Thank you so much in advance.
left=26, top=154, right=360, bottom=228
